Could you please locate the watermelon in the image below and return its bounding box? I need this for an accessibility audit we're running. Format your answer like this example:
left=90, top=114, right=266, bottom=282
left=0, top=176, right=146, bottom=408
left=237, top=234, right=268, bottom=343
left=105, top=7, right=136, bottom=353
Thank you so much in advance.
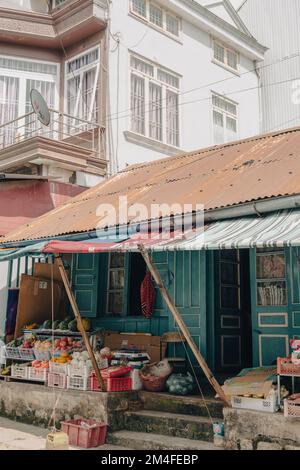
left=52, top=320, right=61, bottom=330
left=58, top=321, right=69, bottom=331
left=42, top=320, right=51, bottom=330
left=68, top=320, right=78, bottom=332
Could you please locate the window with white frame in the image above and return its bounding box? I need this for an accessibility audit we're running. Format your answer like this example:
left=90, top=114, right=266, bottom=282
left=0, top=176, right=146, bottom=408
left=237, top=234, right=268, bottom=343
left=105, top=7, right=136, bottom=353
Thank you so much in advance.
left=212, top=93, right=238, bottom=144
left=65, top=47, right=100, bottom=131
left=130, top=54, right=180, bottom=147
left=130, top=0, right=181, bottom=38
left=0, top=56, right=59, bottom=147
left=213, top=40, right=239, bottom=72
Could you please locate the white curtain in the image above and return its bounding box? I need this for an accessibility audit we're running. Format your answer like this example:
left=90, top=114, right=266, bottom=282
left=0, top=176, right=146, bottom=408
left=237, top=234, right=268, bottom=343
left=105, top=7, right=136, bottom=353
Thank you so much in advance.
left=131, top=73, right=145, bottom=135
left=166, top=90, right=179, bottom=146
left=213, top=110, right=224, bottom=144
left=81, top=68, right=97, bottom=122
left=67, top=68, right=98, bottom=133
left=0, top=76, right=19, bottom=147
left=149, top=82, right=162, bottom=141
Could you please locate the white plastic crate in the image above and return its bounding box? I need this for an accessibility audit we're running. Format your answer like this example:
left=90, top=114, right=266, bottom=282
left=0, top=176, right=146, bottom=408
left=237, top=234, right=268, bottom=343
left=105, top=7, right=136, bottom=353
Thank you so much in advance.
left=67, top=363, right=92, bottom=378
left=0, top=343, right=6, bottom=365
left=5, top=346, right=21, bottom=360
left=19, top=348, right=35, bottom=361
left=48, top=372, right=67, bottom=389
left=11, top=364, right=29, bottom=380
left=28, top=367, right=48, bottom=382
left=49, top=362, right=68, bottom=375
left=67, top=375, right=91, bottom=391
left=231, top=393, right=279, bottom=413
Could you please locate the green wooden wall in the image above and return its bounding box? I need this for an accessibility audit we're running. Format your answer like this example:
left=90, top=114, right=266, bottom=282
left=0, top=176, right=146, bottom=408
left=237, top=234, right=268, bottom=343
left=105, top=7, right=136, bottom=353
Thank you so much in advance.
left=71, top=251, right=207, bottom=366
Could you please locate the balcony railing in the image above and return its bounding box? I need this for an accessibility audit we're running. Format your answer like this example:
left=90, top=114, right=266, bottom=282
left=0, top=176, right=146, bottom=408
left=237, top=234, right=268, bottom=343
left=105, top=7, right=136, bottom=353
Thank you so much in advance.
left=0, top=109, right=105, bottom=161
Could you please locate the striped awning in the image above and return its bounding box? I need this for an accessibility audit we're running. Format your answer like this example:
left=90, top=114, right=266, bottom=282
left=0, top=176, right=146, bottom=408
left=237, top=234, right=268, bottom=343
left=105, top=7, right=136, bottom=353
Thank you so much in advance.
left=158, top=209, right=300, bottom=251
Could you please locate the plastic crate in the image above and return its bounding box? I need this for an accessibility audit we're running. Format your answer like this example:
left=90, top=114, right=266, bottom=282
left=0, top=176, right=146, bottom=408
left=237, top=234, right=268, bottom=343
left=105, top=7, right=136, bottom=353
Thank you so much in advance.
left=19, top=348, right=35, bottom=361
left=277, top=357, right=300, bottom=376
left=11, top=364, right=29, bottom=380
left=91, top=374, right=132, bottom=392
left=231, top=393, right=278, bottom=413
left=0, top=344, right=6, bottom=365
left=67, top=363, right=92, bottom=378
left=284, top=394, right=300, bottom=418
left=28, top=367, right=48, bottom=382
left=67, top=375, right=91, bottom=391
left=60, top=419, right=107, bottom=448
left=34, top=349, right=52, bottom=361
left=48, top=372, right=67, bottom=389
left=5, top=346, right=21, bottom=360
left=49, top=362, right=68, bottom=375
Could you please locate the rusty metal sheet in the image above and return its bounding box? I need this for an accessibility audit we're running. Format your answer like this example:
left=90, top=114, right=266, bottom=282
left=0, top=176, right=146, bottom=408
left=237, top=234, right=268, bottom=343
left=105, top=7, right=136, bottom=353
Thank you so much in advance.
left=3, top=127, right=300, bottom=243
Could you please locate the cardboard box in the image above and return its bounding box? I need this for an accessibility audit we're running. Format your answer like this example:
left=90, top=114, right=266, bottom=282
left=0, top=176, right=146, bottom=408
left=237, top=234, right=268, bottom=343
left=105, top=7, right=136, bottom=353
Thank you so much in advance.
left=222, top=367, right=277, bottom=399
left=104, top=333, right=167, bottom=363
left=14, top=274, right=65, bottom=338
left=34, top=260, right=70, bottom=283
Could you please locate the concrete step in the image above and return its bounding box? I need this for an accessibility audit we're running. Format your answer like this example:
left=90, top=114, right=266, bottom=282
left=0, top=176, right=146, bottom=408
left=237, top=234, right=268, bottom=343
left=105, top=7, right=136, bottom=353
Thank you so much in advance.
left=138, top=391, right=224, bottom=419
left=124, top=410, right=215, bottom=442
left=107, top=430, right=223, bottom=451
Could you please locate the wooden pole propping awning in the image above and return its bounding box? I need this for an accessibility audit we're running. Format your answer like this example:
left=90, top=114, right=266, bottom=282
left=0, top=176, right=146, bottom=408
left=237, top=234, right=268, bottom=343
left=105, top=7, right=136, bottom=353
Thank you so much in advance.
left=138, top=245, right=231, bottom=408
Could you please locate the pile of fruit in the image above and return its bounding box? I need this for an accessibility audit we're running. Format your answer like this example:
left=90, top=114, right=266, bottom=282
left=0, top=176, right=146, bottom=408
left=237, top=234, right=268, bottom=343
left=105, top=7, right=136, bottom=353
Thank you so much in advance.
left=31, top=360, right=49, bottom=369
left=0, top=365, right=11, bottom=376
left=51, top=352, right=72, bottom=364
left=39, top=317, right=91, bottom=332
left=20, top=335, right=36, bottom=349
left=54, top=337, right=82, bottom=354
left=34, top=340, right=52, bottom=352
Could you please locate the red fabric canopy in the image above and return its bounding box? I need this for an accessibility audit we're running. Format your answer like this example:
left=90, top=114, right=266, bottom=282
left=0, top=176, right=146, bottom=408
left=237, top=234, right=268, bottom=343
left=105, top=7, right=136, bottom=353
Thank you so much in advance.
left=42, top=231, right=190, bottom=254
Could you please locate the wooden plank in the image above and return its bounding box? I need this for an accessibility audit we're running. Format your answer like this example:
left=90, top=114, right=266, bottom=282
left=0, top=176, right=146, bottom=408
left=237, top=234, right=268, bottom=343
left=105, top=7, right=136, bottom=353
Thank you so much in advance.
left=55, top=255, right=106, bottom=391
left=139, top=245, right=231, bottom=407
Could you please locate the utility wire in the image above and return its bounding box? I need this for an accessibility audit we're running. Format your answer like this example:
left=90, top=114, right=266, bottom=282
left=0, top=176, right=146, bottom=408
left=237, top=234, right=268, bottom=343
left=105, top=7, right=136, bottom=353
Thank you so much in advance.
left=102, top=74, right=300, bottom=126
left=102, top=49, right=300, bottom=122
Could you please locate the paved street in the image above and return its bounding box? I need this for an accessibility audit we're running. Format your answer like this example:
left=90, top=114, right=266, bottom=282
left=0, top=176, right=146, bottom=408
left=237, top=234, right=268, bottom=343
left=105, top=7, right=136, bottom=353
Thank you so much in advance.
left=0, top=417, right=127, bottom=451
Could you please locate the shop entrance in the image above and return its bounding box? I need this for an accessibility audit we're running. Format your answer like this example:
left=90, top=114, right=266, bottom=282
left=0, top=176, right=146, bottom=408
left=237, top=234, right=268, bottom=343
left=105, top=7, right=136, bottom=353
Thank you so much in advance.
left=214, top=249, right=252, bottom=374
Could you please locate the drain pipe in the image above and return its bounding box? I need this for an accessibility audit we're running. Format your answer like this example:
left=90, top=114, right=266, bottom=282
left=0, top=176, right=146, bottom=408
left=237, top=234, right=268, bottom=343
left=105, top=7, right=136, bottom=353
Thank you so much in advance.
left=204, top=194, right=300, bottom=222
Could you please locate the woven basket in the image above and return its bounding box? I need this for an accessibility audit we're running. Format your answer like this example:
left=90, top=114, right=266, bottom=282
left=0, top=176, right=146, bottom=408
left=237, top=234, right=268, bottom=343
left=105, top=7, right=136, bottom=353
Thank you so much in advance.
left=140, top=362, right=172, bottom=392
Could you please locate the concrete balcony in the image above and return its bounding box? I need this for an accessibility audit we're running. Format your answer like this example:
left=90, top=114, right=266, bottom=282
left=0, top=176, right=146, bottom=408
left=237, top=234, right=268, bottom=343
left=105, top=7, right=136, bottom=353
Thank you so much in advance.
left=0, top=110, right=107, bottom=179
left=0, top=0, right=107, bottom=48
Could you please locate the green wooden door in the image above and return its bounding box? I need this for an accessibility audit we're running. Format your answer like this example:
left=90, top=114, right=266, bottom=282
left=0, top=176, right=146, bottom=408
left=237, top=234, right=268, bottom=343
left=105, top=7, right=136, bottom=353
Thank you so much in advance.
left=214, top=250, right=252, bottom=373
left=72, top=254, right=99, bottom=318
left=250, top=247, right=300, bottom=366
left=171, top=250, right=206, bottom=369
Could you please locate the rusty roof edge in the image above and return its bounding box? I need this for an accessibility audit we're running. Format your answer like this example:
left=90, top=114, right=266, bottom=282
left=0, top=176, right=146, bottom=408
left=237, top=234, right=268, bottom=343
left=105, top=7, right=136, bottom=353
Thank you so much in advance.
left=3, top=192, right=300, bottom=248
left=120, top=126, right=300, bottom=174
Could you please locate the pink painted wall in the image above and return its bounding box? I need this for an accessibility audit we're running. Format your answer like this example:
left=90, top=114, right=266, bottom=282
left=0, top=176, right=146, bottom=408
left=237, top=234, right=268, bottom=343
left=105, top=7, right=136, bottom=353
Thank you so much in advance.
left=0, top=180, right=84, bottom=236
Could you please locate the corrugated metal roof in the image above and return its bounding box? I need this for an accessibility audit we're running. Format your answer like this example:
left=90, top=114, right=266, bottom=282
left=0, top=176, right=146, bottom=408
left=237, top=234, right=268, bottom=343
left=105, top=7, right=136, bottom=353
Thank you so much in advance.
left=3, top=126, right=300, bottom=244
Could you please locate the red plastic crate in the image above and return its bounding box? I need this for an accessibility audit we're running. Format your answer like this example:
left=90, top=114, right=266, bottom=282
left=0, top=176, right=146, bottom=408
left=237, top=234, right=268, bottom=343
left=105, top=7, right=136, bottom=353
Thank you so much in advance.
left=91, top=374, right=132, bottom=392
left=61, top=419, right=107, bottom=448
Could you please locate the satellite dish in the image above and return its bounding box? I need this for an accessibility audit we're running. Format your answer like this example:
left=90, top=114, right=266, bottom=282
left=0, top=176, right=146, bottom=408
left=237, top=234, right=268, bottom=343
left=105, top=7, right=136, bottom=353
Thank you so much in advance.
left=30, top=89, right=51, bottom=127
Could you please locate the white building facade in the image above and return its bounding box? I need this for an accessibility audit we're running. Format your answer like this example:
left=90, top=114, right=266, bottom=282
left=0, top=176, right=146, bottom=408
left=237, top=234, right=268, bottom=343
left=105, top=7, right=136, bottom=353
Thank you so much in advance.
left=107, top=0, right=266, bottom=170
left=235, top=0, right=300, bottom=134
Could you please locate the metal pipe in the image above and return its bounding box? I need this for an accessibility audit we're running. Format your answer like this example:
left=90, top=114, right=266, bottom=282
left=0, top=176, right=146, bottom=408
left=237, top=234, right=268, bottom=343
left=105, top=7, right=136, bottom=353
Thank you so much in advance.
left=204, top=194, right=300, bottom=222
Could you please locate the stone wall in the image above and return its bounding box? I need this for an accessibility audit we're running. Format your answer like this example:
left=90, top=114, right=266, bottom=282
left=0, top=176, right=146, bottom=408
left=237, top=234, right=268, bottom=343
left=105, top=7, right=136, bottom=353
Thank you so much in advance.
left=0, top=381, right=137, bottom=430
left=224, top=408, right=300, bottom=450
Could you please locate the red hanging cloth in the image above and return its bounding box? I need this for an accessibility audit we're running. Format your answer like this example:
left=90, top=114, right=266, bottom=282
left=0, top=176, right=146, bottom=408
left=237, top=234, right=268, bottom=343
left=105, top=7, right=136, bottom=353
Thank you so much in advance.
left=140, top=271, right=156, bottom=319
